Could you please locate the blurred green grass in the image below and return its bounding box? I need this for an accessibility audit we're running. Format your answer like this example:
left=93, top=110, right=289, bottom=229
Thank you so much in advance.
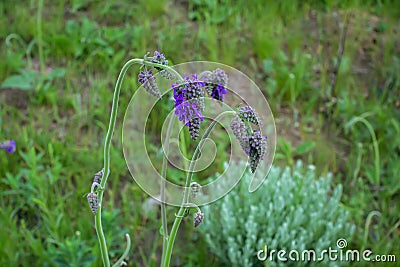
left=0, top=0, right=399, bottom=266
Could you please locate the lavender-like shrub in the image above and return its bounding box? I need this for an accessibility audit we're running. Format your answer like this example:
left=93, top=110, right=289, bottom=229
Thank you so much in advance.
left=200, top=161, right=355, bottom=267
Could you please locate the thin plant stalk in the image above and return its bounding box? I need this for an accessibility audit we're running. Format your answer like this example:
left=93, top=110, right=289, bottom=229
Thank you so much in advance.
left=96, top=58, right=182, bottom=267
left=36, top=0, right=44, bottom=73
left=346, top=116, right=380, bottom=186
left=160, top=116, right=174, bottom=266
left=161, top=114, right=190, bottom=266
left=162, top=110, right=236, bottom=267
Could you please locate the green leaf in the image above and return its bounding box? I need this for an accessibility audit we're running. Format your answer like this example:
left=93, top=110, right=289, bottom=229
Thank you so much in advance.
left=1, top=75, right=34, bottom=90
left=295, top=141, right=315, bottom=155
left=48, top=68, right=66, bottom=79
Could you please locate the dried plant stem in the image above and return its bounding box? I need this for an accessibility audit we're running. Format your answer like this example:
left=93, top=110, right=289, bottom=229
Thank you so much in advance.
left=96, top=58, right=182, bottom=267
left=162, top=110, right=236, bottom=267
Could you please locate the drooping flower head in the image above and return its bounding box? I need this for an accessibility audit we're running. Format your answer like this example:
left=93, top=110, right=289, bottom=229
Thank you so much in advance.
left=151, top=51, right=169, bottom=69
left=194, top=211, right=204, bottom=227
left=238, top=105, right=260, bottom=126
left=87, top=192, right=99, bottom=215
left=230, top=106, right=267, bottom=173
left=248, top=130, right=267, bottom=173
left=151, top=51, right=174, bottom=80
left=138, top=68, right=162, bottom=99
left=230, top=116, right=250, bottom=155
left=172, top=74, right=205, bottom=140
left=93, top=169, right=104, bottom=185
left=0, top=140, right=16, bottom=153
left=202, top=68, right=228, bottom=101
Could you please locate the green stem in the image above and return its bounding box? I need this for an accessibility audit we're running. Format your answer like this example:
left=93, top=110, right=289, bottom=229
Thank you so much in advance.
left=162, top=110, right=236, bottom=267
left=160, top=116, right=174, bottom=266
left=36, top=0, right=44, bottom=73
left=345, top=116, right=380, bottom=186
left=111, top=234, right=131, bottom=267
left=96, top=58, right=182, bottom=267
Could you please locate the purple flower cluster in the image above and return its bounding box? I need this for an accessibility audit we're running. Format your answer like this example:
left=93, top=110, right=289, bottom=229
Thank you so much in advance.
left=0, top=140, right=16, bottom=153
left=230, top=116, right=250, bottom=154
left=138, top=68, right=162, bottom=99
left=172, top=74, right=205, bottom=140
left=202, top=68, right=228, bottom=101
left=238, top=106, right=260, bottom=125
left=151, top=51, right=169, bottom=69
left=248, top=130, right=267, bottom=173
left=87, top=192, right=98, bottom=215
left=230, top=106, right=267, bottom=173
left=151, top=51, right=174, bottom=80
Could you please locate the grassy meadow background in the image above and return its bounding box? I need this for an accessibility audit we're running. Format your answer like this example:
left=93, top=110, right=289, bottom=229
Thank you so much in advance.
left=0, top=0, right=399, bottom=266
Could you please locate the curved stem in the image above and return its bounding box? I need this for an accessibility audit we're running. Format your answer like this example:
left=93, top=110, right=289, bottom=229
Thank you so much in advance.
left=345, top=116, right=380, bottom=186
left=162, top=110, right=236, bottom=267
left=95, top=58, right=183, bottom=267
left=111, top=234, right=132, bottom=267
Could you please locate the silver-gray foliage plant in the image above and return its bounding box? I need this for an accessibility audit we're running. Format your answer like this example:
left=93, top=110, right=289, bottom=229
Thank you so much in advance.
left=200, top=161, right=355, bottom=267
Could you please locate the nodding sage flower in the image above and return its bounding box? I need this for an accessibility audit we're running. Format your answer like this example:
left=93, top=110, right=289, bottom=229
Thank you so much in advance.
left=238, top=105, right=260, bottom=126
left=230, top=116, right=250, bottom=154
left=93, top=169, right=104, bottom=185
left=0, top=140, right=16, bottom=153
left=172, top=74, right=205, bottom=140
left=138, top=68, right=162, bottom=99
left=230, top=107, right=267, bottom=173
left=87, top=192, right=99, bottom=215
left=194, top=211, right=204, bottom=227
left=248, top=130, right=267, bottom=173
left=151, top=51, right=174, bottom=80
left=202, top=68, right=228, bottom=101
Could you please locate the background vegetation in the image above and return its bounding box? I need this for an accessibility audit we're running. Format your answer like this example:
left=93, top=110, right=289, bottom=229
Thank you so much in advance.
left=0, top=0, right=399, bottom=266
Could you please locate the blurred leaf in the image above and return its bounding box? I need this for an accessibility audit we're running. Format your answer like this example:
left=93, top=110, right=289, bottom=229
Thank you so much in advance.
left=295, top=141, right=316, bottom=155
left=47, top=68, right=66, bottom=79
left=263, top=59, right=274, bottom=74
left=1, top=74, right=35, bottom=90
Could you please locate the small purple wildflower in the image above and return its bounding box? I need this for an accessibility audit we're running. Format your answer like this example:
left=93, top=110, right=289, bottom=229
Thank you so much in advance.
left=238, top=106, right=260, bottom=126
left=151, top=51, right=174, bottom=80
left=138, top=68, right=162, bottom=98
left=0, top=140, right=16, bottom=153
left=172, top=74, right=205, bottom=140
left=202, top=68, right=228, bottom=101
left=230, top=116, right=250, bottom=155
left=248, top=130, right=267, bottom=173
left=151, top=51, right=169, bottom=69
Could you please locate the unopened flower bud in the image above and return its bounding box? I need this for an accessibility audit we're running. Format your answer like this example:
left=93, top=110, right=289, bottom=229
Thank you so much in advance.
left=194, top=211, right=204, bottom=227
left=87, top=192, right=98, bottom=215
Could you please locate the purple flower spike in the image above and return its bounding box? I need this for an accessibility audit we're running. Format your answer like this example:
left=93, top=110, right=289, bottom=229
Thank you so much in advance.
left=138, top=68, right=162, bottom=99
left=248, top=130, right=267, bottom=173
left=202, top=68, right=228, bottom=101
left=151, top=51, right=174, bottom=79
left=230, top=116, right=250, bottom=155
left=0, top=140, right=16, bottom=154
left=172, top=74, right=205, bottom=140
left=238, top=106, right=260, bottom=126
